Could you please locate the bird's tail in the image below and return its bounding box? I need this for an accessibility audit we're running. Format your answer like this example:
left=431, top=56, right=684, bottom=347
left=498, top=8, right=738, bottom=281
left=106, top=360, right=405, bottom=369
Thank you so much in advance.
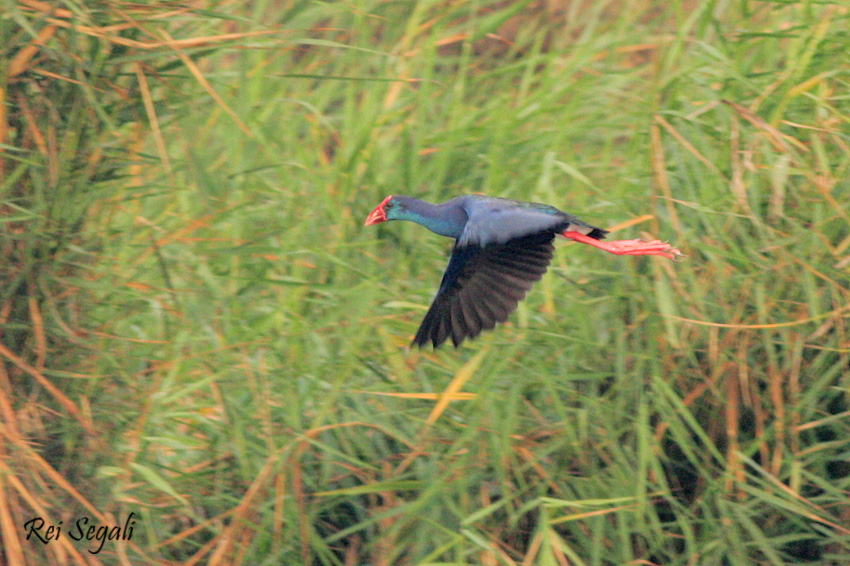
left=562, top=218, right=608, bottom=240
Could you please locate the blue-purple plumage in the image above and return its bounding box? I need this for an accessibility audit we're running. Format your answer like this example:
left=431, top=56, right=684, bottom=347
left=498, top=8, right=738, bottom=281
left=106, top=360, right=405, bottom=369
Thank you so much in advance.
left=365, top=194, right=608, bottom=348
left=453, top=195, right=605, bottom=247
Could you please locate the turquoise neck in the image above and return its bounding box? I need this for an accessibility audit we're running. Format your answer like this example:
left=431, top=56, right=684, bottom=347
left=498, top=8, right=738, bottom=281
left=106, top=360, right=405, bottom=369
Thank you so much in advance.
left=391, top=196, right=466, bottom=239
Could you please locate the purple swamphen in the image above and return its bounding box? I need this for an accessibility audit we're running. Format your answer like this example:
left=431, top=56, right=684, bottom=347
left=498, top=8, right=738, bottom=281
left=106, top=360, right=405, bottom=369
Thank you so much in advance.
left=365, top=195, right=680, bottom=348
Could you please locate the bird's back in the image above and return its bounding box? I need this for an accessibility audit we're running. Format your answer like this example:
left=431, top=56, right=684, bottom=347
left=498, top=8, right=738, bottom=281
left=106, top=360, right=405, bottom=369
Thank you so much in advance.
left=455, top=195, right=605, bottom=247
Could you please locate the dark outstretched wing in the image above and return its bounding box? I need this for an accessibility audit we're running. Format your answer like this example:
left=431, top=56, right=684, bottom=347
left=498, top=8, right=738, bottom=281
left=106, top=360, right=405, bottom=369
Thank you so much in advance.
left=412, top=232, right=555, bottom=348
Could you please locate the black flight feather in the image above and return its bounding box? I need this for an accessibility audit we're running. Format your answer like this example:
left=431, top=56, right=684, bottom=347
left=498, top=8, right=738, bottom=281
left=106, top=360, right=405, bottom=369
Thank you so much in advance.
left=413, top=232, right=556, bottom=348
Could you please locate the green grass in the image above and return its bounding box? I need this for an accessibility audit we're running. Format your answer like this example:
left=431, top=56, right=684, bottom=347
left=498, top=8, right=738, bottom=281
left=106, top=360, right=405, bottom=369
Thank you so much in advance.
left=2, top=1, right=849, bottom=564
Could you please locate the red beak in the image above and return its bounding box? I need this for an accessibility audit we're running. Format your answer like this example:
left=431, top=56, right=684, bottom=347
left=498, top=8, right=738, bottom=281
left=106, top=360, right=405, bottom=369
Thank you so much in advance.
left=364, top=195, right=392, bottom=226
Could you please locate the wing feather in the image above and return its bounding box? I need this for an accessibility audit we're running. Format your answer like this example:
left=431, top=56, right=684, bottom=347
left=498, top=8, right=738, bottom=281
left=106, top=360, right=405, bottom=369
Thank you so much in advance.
left=412, top=232, right=556, bottom=348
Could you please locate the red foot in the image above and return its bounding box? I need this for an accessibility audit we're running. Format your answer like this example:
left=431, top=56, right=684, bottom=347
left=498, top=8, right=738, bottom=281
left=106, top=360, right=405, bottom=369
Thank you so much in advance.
left=562, top=231, right=682, bottom=260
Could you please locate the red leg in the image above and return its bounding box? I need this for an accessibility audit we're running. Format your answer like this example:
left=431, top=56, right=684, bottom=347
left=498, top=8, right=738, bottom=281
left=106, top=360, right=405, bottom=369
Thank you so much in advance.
left=562, top=231, right=682, bottom=260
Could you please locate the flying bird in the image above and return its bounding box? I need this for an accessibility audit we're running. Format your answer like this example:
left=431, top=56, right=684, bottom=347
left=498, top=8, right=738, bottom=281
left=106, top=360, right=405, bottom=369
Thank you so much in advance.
left=365, top=195, right=680, bottom=348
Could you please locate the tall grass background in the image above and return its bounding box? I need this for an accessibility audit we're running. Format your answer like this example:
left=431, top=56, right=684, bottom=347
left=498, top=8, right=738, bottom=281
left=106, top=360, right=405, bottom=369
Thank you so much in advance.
left=1, top=1, right=848, bottom=564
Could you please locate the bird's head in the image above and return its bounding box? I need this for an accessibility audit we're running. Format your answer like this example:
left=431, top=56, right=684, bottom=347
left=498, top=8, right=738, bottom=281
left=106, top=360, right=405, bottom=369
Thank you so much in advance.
left=364, top=195, right=401, bottom=226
